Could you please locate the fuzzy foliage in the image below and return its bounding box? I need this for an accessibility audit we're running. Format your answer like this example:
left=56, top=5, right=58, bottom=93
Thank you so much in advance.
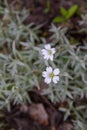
left=0, top=1, right=87, bottom=130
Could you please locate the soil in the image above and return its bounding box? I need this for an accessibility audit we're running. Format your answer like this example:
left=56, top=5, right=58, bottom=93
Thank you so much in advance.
left=1, top=0, right=87, bottom=130
left=5, top=91, right=73, bottom=130
left=3, top=91, right=87, bottom=130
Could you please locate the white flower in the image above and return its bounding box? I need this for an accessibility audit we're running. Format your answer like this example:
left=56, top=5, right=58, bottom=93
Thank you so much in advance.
left=41, top=44, right=56, bottom=61
left=42, top=67, right=60, bottom=84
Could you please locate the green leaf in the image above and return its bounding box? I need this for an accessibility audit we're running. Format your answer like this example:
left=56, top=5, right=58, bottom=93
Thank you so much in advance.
left=60, top=7, right=67, bottom=17
left=44, top=0, right=50, bottom=13
left=66, top=5, right=78, bottom=19
left=53, top=16, right=65, bottom=23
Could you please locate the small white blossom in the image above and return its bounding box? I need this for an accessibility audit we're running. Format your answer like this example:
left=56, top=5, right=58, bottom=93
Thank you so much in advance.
left=41, top=44, right=56, bottom=61
left=42, top=66, right=60, bottom=84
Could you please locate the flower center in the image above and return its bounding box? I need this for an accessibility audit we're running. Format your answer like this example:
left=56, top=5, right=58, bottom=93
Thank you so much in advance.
left=48, top=50, right=52, bottom=55
left=49, top=73, right=54, bottom=78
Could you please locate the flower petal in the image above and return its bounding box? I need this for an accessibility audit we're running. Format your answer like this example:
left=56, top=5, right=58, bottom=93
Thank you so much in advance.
left=41, top=49, right=47, bottom=55
left=44, top=55, right=50, bottom=60
left=51, top=48, right=56, bottom=54
left=49, top=55, right=53, bottom=61
left=44, top=77, right=51, bottom=84
left=41, top=49, right=50, bottom=60
left=53, top=76, right=59, bottom=84
left=53, top=68, right=60, bottom=75
left=42, top=71, right=47, bottom=77
left=46, top=67, right=52, bottom=73
left=45, top=44, right=51, bottom=50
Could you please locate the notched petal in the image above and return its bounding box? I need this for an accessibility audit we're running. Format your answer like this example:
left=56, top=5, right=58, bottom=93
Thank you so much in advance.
left=42, top=71, right=47, bottom=77
left=53, top=68, right=60, bottom=75
left=44, top=77, right=51, bottom=84
left=49, top=55, right=53, bottom=61
left=53, top=76, right=59, bottom=84
left=51, top=48, right=56, bottom=54
left=46, top=67, right=52, bottom=73
left=45, top=44, right=51, bottom=50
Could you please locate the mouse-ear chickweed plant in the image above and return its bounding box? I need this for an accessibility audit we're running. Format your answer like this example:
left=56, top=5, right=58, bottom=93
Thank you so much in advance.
left=42, top=66, right=60, bottom=84
left=0, top=2, right=87, bottom=129
left=41, top=44, right=56, bottom=61
left=41, top=44, right=60, bottom=84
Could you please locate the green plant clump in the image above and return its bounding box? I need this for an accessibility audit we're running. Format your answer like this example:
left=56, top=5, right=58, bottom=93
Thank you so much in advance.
left=53, top=5, right=78, bottom=23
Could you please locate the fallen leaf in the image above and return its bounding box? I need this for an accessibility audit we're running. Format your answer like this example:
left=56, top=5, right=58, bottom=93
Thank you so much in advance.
left=28, top=103, right=49, bottom=125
